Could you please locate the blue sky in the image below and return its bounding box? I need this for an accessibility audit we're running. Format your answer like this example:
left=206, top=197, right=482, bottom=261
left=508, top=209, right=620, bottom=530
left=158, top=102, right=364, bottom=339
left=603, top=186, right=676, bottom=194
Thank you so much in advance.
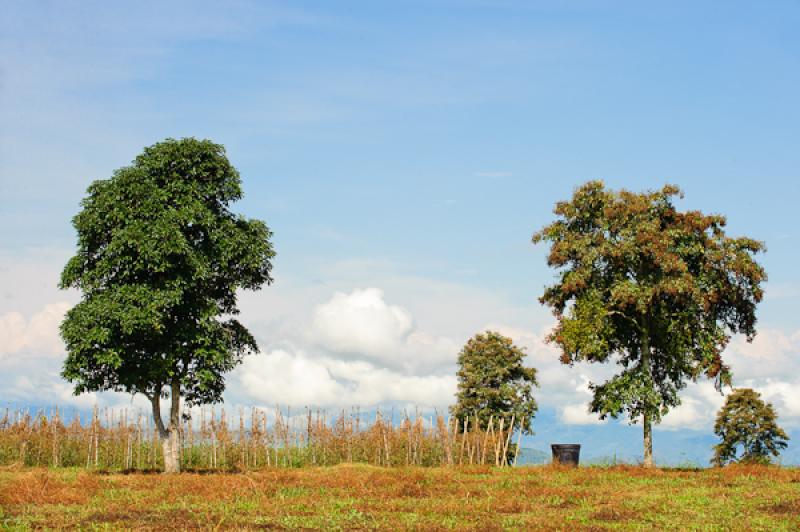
left=2, top=1, right=799, bottom=464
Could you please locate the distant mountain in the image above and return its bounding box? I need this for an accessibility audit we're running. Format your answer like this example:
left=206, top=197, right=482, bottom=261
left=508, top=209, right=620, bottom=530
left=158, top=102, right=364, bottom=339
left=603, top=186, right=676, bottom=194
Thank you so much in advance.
left=515, top=447, right=550, bottom=465
left=519, top=407, right=799, bottom=467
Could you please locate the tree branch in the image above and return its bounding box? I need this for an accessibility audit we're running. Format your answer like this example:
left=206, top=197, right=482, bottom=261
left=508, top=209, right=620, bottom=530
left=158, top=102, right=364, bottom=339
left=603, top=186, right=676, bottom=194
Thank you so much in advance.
left=606, top=310, right=643, bottom=331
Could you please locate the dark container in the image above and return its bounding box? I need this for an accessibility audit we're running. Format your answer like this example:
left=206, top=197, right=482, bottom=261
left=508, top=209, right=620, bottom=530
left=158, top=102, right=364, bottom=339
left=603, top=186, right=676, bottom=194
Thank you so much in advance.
left=551, top=444, right=581, bottom=466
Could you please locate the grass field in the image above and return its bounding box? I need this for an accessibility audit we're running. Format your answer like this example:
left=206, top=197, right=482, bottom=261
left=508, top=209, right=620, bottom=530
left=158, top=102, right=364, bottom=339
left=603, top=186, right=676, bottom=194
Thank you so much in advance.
left=0, top=464, right=798, bottom=530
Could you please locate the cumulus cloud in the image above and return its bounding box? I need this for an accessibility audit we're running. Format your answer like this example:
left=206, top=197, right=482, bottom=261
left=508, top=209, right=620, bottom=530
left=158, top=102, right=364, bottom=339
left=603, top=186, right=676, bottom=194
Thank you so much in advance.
left=234, top=288, right=464, bottom=409
left=726, top=328, right=800, bottom=379
left=241, top=295, right=800, bottom=429
left=2, top=249, right=799, bottom=435
left=0, top=313, right=26, bottom=354
left=312, top=288, right=414, bottom=358
left=9, top=373, right=100, bottom=409
left=322, top=357, right=456, bottom=406
left=658, top=382, right=727, bottom=431
left=239, top=348, right=345, bottom=406
left=483, top=323, right=559, bottom=365
left=237, top=347, right=456, bottom=408
left=561, top=403, right=607, bottom=425
left=755, top=380, right=800, bottom=421
left=717, top=327, right=800, bottom=427
left=556, top=375, right=608, bottom=425
left=310, top=288, right=456, bottom=373
left=0, top=302, right=71, bottom=358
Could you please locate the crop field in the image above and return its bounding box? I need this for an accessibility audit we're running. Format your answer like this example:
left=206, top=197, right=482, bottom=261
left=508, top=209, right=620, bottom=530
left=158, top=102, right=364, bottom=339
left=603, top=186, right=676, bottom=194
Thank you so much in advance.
left=0, top=464, right=798, bottom=530
left=0, top=408, right=522, bottom=469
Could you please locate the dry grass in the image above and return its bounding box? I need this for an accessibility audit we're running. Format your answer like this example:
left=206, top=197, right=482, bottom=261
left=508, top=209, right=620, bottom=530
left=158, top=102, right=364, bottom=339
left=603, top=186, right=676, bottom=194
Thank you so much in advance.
left=0, top=464, right=798, bottom=530
left=0, top=407, right=520, bottom=470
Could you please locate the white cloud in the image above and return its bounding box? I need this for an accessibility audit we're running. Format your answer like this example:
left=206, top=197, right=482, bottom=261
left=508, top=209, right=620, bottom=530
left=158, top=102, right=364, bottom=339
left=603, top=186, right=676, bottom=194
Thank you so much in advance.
left=658, top=382, right=726, bottom=431
left=0, top=302, right=71, bottom=358
left=234, top=287, right=465, bottom=409
left=10, top=373, right=99, bottom=409
left=243, top=289, right=800, bottom=429
left=323, top=357, right=456, bottom=407
left=392, top=333, right=456, bottom=375
left=237, top=347, right=456, bottom=408
left=717, top=327, right=800, bottom=427
left=484, top=323, right=560, bottom=365
left=756, top=380, right=800, bottom=420
left=2, top=250, right=799, bottom=435
left=239, top=348, right=345, bottom=407
left=557, top=374, right=608, bottom=425
left=732, top=379, right=800, bottom=426
left=309, top=287, right=457, bottom=373
left=726, top=328, right=799, bottom=379
left=561, top=403, right=607, bottom=425
left=312, top=288, right=414, bottom=358
left=0, top=313, right=26, bottom=354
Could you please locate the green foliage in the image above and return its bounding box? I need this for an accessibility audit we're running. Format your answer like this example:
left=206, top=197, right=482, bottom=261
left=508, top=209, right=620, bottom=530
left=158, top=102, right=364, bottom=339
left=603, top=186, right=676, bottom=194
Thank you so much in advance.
left=712, top=388, right=789, bottom=466
left=450, top=331, right=539, bottom=434
left=533, top=181, right=765, bottom=433
left=60, top=138, right=275, bottom=407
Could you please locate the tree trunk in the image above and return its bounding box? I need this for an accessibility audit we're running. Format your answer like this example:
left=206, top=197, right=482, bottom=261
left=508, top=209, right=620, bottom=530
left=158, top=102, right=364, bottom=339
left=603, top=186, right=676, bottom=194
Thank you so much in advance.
left=162, top=427, right=180, bottom=474
left=150, top=380, right=182, bottom=474
left=641, top=331, right=655, bottom=468
left=643, top=411, right=653, bottom=468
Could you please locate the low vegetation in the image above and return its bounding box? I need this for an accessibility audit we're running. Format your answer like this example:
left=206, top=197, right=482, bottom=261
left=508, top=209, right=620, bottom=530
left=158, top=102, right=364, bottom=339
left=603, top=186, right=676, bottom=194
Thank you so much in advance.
left=0, top=408, right=521, bottom=470
left=1, top=464, right=798, bottom=529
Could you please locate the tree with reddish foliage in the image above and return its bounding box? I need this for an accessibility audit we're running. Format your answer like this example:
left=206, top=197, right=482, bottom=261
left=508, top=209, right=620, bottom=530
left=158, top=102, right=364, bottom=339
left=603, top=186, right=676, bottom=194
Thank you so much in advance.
left=533, top=181, right=766, bottom=467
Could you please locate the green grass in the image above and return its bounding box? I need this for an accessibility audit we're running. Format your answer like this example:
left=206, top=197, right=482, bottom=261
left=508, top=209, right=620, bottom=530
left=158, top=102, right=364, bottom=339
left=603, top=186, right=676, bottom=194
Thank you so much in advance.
left=0, top=464, right=798, bottom=530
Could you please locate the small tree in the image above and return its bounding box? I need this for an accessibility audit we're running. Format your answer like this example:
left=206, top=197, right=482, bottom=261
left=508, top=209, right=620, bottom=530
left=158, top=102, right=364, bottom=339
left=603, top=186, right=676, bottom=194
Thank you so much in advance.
left=712, top=388, right=789, bottom=466
left=533, top=181, right=766, bottom=467
left=60, top=138, right=275, bottom=473
left=450, top=331, right=539, bottom=434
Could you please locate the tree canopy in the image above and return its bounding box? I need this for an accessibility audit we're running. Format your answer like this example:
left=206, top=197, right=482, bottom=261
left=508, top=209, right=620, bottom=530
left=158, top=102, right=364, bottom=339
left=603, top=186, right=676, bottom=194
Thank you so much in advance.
left=59, top=138, right=275, bottom=472
left=712, top=388, right=789, bottom=466
left=533, top=181, right=766, bottom=466
left=450, top=331, right=539, bottom=434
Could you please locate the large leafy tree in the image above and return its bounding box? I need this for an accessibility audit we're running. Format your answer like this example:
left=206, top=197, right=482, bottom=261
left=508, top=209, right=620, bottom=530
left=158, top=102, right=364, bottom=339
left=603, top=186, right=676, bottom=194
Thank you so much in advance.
left=533, top=181, right=765, bottom=467
left=451, top=331, right=539, bottom=434
left=712, top=388, right=789, bottom=466
left=60, top=138, right=275, bottom=473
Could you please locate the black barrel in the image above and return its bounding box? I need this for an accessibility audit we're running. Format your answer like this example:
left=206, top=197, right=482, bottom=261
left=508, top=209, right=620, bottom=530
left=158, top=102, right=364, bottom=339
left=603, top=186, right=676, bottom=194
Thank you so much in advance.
left=551, top=444, right=581, bottom=466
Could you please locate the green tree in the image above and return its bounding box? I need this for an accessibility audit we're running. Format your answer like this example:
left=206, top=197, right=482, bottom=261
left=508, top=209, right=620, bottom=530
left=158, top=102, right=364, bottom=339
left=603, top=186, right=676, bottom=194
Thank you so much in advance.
left=533, top=181, right=765, bottom=467
left=60, top=138, right=275, bottom=473
left=450, top=331, right=539, bottom=434
left=712, top=388, right=789, bottom=466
